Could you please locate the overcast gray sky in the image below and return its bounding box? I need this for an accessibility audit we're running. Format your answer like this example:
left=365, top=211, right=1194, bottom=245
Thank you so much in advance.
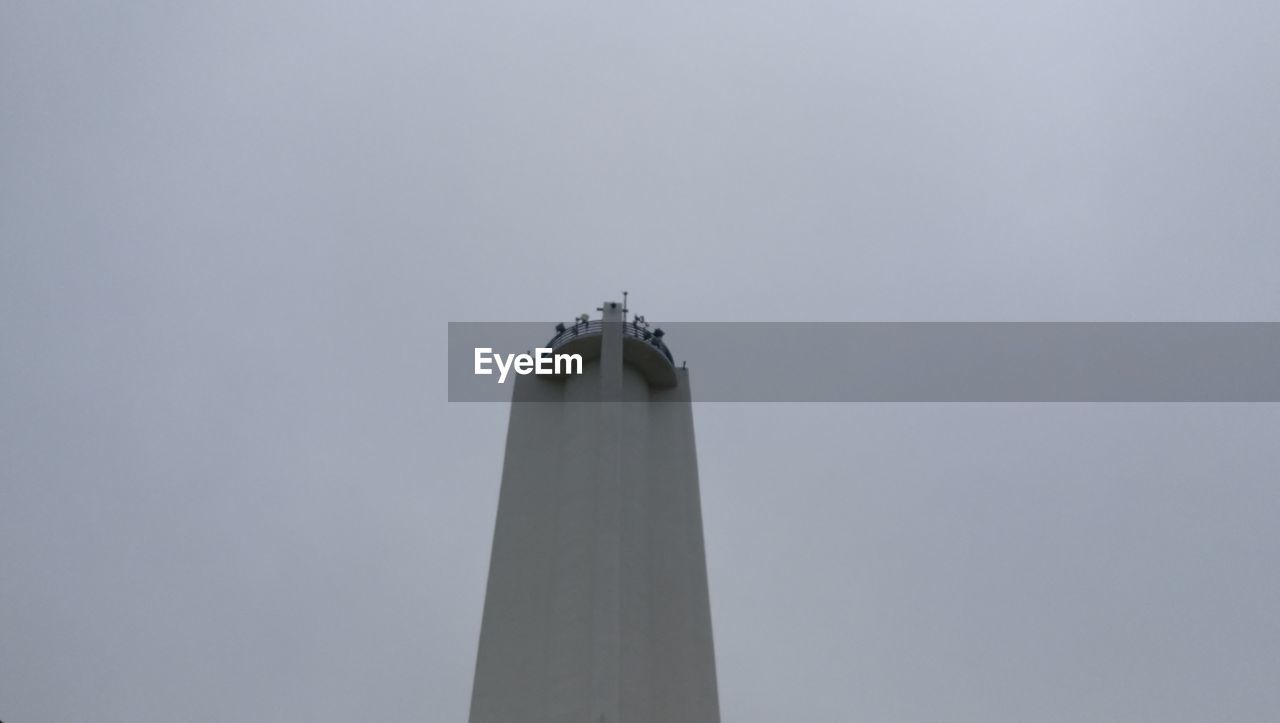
left=3, top=1, right=1279, bottom=721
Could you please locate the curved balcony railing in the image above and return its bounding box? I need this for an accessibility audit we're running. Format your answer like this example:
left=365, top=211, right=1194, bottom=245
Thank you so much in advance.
left=547, top=319, right=675, bottom=364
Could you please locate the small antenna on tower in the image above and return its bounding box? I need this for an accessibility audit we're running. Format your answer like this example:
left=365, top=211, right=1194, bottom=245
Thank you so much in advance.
left=621, top=290, right=628, bottom=322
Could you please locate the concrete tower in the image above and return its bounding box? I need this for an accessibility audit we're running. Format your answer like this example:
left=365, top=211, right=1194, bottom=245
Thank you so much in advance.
left=469, top=301, right=720, bottom=723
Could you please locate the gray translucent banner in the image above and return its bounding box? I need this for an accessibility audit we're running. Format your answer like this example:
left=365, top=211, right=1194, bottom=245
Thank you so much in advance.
left=448, top=322, right=1280, bottom=402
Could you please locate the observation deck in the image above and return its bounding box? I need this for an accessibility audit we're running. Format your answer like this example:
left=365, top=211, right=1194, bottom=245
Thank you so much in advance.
left=546, top=317, right=678, bottom=388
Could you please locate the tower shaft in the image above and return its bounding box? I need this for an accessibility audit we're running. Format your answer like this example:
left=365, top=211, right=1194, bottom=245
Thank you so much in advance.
left=469, top=303, right=719, bottom=723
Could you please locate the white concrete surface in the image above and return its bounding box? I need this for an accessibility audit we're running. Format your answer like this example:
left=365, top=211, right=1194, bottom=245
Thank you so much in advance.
left=469, top=303, right=720, bottom=723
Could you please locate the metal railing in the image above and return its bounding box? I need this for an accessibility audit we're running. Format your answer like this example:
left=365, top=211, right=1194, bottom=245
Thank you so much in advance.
left=546, top=320, right=675, bottom=364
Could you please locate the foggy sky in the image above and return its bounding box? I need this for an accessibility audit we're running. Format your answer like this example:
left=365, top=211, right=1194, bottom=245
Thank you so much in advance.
left=2, top=1, right=1278, bottom=721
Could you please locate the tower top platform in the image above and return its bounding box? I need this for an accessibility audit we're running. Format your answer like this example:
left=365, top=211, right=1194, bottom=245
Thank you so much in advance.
left=545, top=300, right=678, bottom=388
